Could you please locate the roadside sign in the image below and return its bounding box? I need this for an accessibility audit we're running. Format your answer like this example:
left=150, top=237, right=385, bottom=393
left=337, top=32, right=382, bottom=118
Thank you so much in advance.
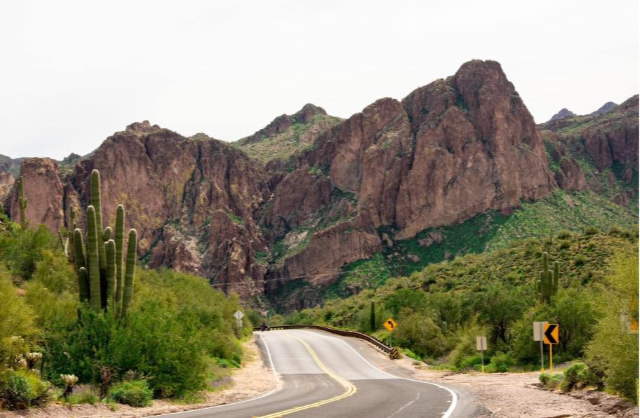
left=476, top=336, right=487, bottom=372
left=533, top=321, right=545, bottom=341
left=383, top=318, right=397, bottom=332
left=475, top=336, right=487, bottom=351
left=543, top=323, right=559, bottom=345
left=234, top=311, right=244, bottom=320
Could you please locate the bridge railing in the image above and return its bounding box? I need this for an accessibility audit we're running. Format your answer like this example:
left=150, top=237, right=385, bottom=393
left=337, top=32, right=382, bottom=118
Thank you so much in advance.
left=255, top=324, right=399, bottom=358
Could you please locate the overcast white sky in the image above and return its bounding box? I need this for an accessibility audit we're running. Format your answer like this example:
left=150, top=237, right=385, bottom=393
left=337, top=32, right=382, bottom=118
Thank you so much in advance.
left=1, top=0, right=637, bottom=160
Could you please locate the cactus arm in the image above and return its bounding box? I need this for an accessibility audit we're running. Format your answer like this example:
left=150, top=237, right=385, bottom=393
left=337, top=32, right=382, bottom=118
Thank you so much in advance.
left=86, top=205, right=101, bottom=310
left=103, top=226, right=112, bottom=242
left=90, top=170, right=107, bottom=271
left=114, top=205, right=125, bottom=311
left=17, top=177, right=28, bottom=227
left=78, top=267, right=90, bottom=303
left=122, top=229, right=137, bottom=318
left=105, top=239, right=116, bottom=311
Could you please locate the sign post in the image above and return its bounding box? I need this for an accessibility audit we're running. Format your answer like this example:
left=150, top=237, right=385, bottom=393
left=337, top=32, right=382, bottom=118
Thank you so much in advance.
left=533, top=321, right=545, bottom=371
left=543, top=323, right=559, bottom=371
left=476, top=336, right=487, bottom=372
left=234, top=310, right=244, bottom=334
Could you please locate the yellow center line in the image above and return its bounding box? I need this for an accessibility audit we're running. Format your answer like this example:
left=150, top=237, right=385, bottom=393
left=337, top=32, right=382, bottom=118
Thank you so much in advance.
left=255, top=336, right=357, bottom=418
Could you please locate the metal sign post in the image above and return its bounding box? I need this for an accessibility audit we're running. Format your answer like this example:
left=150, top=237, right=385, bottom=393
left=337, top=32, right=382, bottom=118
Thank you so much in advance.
left=533, top=321, right=545, bottom=371
left=476, top=336, right=487, bottom=372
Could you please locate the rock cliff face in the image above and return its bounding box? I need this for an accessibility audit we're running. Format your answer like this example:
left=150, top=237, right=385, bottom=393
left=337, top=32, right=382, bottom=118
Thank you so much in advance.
left=6, top=59, right=632, bottom=309
left=262, top=60, right=556, bottom=307
left=539, top=95, right=638, bottom=205
left=5, top=158, right=65, bottom=231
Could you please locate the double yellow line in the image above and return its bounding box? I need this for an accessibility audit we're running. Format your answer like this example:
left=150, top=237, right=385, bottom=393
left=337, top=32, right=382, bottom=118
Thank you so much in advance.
left=256, top=337, right=357, bottom=418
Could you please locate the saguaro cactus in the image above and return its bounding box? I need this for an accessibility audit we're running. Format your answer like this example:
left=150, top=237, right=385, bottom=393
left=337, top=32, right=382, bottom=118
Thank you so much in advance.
left=370, top=301, right=376, bottom=332
left=73, top=169, right=138, bottom=318
left=16, top=177, right=28, bottom=227
left=537, top=252, right=560, bottom=304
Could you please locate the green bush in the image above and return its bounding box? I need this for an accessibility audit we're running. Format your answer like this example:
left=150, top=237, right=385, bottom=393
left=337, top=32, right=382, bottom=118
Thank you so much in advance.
left=0, top=370, right=50, bottom=409
left=486, top=351, right=513, bottom=372
left=586, top=254, right=638, bottom=403
left=109, top=380, right=152, bottom=407
left=67, top=386, right=99, bottom=405
left=539, top=372, right=564, bottom=389
left=560, top=362, right=599, bottom=392
left=458, top=355, right=483, bottom=370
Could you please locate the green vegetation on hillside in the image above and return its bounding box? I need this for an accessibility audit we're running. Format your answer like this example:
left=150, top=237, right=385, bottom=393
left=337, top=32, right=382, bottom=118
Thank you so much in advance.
left=285, top=228, right=638, bottom=401
left=234, top=114, right=341, bottom=163
left=326, top=190, right=636, bottom=299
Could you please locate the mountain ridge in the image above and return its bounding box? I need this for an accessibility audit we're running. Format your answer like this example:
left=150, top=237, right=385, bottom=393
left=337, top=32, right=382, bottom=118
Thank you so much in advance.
left=2, top=59, right=637, bottom=310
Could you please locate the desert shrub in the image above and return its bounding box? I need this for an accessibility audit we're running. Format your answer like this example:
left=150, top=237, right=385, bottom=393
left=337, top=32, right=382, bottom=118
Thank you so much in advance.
left=0, top=274, right=40, bottom=373
left=586, top=254, right=638, bottom=403
left=539, top=372, right=564, bottom=390
left=458, top=355, right=483, bottom=370
left=560, top=362, right=600, bottom=392
left=109, top=380, right=152, bottom=407
left=486, top=351, right=513, bottom=373
left=0, top=370, right=50, bottom=409
left=393, top=312, right=446, bottom=360
left=0, top=224, right=56, bottom=280
left=67, top=386, right=99, bottom=405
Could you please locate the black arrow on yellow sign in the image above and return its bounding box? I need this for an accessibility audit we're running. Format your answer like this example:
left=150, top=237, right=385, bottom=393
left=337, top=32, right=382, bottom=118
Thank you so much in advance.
left=543, top=323, right=559, bottom=345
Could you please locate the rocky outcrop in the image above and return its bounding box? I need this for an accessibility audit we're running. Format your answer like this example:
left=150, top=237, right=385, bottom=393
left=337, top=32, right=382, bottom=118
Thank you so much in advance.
left=590, top=101, right=617, bottom=116
left=263, top=60, right=556, bottom=302
left=239, top=104, right=328, bottom=146
left=0, top=171, right=15, bottom=205
left=548, top=108, right=576, bottom=122
left=5, top=158, right=65, bottom=231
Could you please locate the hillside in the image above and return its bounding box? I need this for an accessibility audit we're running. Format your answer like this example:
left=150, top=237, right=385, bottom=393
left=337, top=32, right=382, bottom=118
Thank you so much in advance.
left=539, top=95, right=638, bottom=209
left=283, top=229, right=637, bottom=367
left=233, top=104, right=342, bottom=163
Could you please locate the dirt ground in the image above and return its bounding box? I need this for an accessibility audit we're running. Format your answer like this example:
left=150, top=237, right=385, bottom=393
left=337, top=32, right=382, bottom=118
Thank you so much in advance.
left=395, top=355, right=639, bottom=418
left=0, top=336, right=280, bottom=418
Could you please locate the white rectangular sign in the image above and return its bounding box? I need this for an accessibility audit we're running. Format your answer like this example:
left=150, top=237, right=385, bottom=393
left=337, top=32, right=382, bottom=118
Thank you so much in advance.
left=533, top=321, right=545, bottom=341
left=476, top=336, right=487, bottom=351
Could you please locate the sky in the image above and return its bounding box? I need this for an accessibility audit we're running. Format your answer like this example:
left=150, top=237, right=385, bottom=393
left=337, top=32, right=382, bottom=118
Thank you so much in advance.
left=1, top=0, right=637, bottom=160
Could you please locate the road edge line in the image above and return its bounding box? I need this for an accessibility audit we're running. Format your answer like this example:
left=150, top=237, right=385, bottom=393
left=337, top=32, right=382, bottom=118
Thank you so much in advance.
left=296, top=329, right=459, bottom=418
left=156, top=332, right=283, bottom=417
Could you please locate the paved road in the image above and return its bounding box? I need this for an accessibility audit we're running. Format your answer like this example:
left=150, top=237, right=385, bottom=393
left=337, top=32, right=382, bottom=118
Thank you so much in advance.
left=161, top=329, right=460, bottom=418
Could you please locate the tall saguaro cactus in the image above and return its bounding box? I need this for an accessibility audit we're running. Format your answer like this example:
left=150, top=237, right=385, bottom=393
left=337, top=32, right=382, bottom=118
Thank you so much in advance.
left=16, top=177, right=28, bottom=227
left=537, top=252, right=560, bottom=304
left=73, top=169, right=138, bottom=318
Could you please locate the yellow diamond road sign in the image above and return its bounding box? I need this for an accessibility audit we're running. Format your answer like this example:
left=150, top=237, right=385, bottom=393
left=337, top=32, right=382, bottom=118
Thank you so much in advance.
left=384, top=318, right=397, bottom=332
left=543, top=323, right=559, bottom=345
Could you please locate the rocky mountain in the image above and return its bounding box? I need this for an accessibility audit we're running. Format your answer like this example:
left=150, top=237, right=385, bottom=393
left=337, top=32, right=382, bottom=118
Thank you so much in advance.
left=233, top=104, right=342, bottom=164
left=548, top=108, right=576, bottom=122
left=2, top=60, right=636, bottom=310
left=539, top=95, right=638, bottom=206
left=590, top=101, right=617, bottom=116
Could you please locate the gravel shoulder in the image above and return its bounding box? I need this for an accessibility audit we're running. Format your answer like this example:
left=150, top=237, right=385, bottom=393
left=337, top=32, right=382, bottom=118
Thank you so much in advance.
left=0, top=336, right=280, bottom=418
left=337, top=331, right=638, bottom=418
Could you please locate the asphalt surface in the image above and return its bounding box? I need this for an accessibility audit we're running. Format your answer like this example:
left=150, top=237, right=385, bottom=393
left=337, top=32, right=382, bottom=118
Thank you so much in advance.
left=160, top=329, right=460, bottom=418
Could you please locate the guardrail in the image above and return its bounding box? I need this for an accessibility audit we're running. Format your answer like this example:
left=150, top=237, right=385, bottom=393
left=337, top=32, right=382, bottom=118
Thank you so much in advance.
left=255, top=324, right=400, bottom=359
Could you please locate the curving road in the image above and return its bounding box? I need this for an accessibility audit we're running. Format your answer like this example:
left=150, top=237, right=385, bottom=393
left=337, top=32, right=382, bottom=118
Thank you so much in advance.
left=161, top=329, right=465, bottom=418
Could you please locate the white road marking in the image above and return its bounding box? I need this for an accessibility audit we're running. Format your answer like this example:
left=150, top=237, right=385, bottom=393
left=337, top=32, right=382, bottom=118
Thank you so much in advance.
left=387, top=392, right=421, bottom=418
left=295, top=329, right=459, bottom=418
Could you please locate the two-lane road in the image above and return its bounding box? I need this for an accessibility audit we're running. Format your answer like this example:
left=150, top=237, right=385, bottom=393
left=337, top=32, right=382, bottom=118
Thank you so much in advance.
left=162, top=329, right=460, bottom=418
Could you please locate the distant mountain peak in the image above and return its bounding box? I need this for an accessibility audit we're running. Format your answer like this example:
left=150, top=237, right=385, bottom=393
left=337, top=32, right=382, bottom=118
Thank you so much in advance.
left=590, top=101, right=617, bottom=116
left=548, top=108, right=576, bottom=122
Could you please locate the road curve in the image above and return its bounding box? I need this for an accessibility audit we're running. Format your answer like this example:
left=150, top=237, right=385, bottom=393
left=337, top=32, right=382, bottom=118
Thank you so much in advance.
left=160, top=329, right=459, bottom=418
